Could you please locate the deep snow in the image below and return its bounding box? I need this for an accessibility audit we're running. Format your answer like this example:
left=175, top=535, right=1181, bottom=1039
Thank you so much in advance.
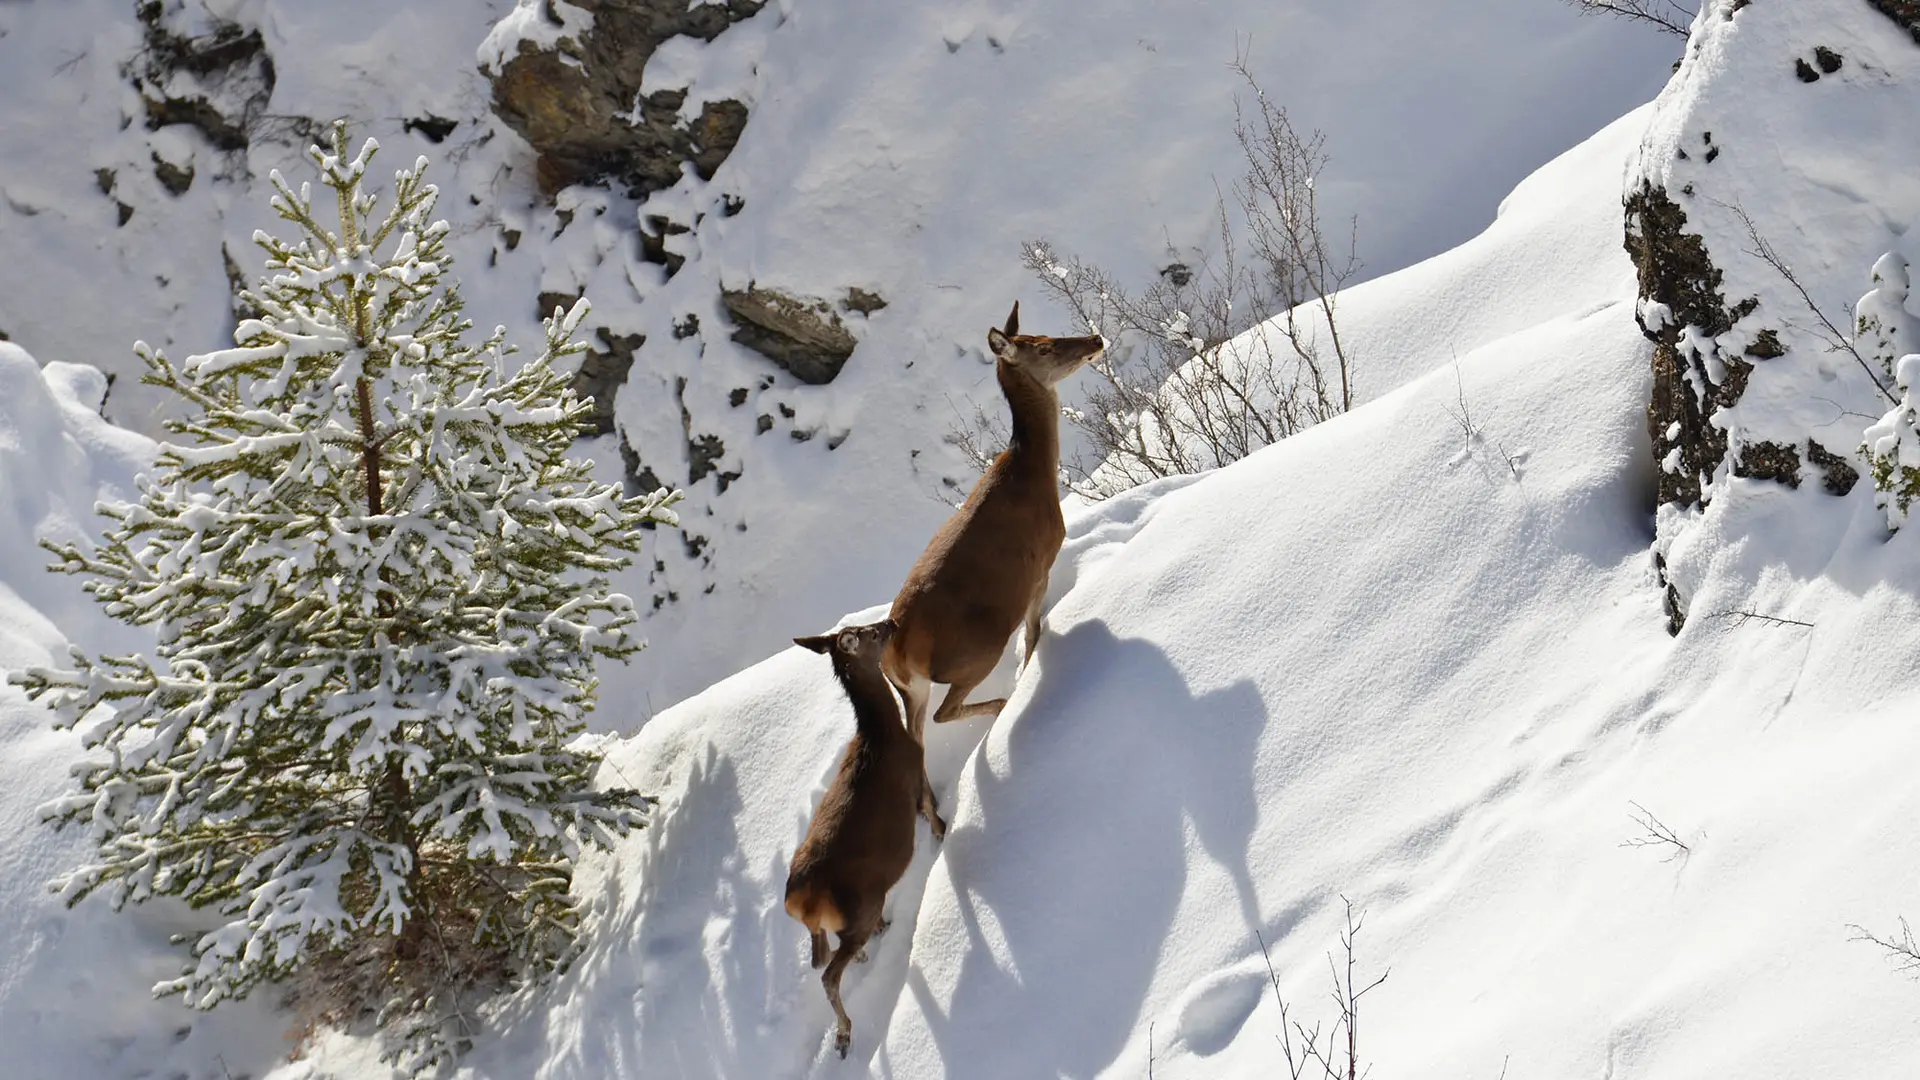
left=5, top=1, right=1920, bottom=1079
left=0, top=0, right=1680, bottom=711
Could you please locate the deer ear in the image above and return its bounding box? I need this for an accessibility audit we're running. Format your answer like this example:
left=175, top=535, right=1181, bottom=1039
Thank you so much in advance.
left=1003, top=301, right=1020, bottom=337
left=793, top=634, right=833, bottom=654
left=987, top=327, right=1014, bottom=360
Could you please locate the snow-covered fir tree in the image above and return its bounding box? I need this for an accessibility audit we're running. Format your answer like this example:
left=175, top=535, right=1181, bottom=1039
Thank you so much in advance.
left=10, top=122, right=678, bottom=1068
left=1855, top=251, right=1920, bottom=384
left=1865, top=351, right=1920, bottom=530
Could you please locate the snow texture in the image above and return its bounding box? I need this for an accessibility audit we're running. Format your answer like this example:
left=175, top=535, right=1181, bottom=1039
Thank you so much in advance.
left=5, top=1, right=1920, bottom=1079
left=0, top=0, right=1678, bottom=712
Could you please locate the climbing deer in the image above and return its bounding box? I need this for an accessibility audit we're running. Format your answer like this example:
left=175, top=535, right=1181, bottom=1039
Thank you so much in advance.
left=784, top=617, right=925, bottom=1060
left=883, top=302, right=1105, bottom=836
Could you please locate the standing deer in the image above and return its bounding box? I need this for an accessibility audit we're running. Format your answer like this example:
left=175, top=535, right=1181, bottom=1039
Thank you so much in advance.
left=883, top=302, right=1104, bottom=837
left=784, top=617, right=924, bottom=1060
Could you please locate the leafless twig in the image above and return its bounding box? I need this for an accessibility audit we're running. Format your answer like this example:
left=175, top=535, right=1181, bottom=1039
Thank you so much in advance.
left=1850, top=917, right=1920, bottom=977
left=1703, top=608, right=1815, bottom=629
left=1621, top=801, right=1692, bottom=862
left=1257, top=897, right=1388, bottom=1080
left=1444, top=354, right=1525, bottom=482
left=1559, top=0, right=1696, bottom=36
left=1716, top=199, right=1896, bottom=404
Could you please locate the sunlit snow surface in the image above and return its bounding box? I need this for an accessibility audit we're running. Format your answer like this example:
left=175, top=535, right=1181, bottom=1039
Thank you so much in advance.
left=5, top=1, right=1920, bottom=1078
left=0, top=0, right=1676, bottom=710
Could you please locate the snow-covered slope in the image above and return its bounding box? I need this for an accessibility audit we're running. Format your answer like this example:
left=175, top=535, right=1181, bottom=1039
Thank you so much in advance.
left=1628, top=0, right=1920, bottom=636
left=0, top=346, right=289, bottom=1080
left=0, top=0, right=1679, bottom=711
left=8, top=2, right=1920, bottom=1079
left=387, top=68, right=1920, bottom=1072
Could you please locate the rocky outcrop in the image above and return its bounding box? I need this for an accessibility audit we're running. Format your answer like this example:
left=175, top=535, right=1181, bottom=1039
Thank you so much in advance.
left=1626, top=180, right=1748, bottom=512
left=720, top=286, right=861, bottom=385
left=483, top=0, right=763, bottom=197
left=128, top=1, right=277, bottom=156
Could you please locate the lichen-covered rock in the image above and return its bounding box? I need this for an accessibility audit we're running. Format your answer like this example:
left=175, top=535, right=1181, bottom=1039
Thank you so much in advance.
left=1622, top=0, right=1920, bottom=632
left=720, top=286, right=859, bottom=385
left=481, top=0, right=763, bottom=197
left=1626, top=180, right=1758, bottom=510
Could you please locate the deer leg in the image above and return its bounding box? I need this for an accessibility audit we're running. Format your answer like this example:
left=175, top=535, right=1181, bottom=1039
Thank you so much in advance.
left=822, top=928, right=871, bottom=1059
left=893, top=674, right=946, bottom=839
left=895, top=673, right=930, bottom=745
left=809, top=928, right=829, bottom=970
left=932, top=672, right=1005, bottom=725
left=1020, top=587, right=1046, bottom=669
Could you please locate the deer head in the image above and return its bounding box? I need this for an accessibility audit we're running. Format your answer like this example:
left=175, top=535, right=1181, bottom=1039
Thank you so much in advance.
left=985, top=302, right=1105, bottom=387
left=795, top=618, right=899, bottom=666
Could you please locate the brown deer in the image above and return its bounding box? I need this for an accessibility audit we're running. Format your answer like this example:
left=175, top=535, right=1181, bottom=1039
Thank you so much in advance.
left=784, top=617, right=925, bottom=1059
left=883, top=302, right=1104, bottom=837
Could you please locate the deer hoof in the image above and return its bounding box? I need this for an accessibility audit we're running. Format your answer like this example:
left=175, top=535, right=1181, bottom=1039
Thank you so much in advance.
left=835, top=1028, right=851, bottom=1058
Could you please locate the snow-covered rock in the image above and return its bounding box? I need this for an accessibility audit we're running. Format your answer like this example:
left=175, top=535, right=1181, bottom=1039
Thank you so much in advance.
left=1629, top=0, right=1920, bottom=627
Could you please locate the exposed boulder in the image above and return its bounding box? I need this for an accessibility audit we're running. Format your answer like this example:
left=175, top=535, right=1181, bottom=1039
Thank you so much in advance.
left=1625, top=180, right=1756, bottom=511
left=482, top=0, right=763, bottom=197
left=720, top=285, right=859, bottom=385
left=577, top=329, right=643, bottom=436
left=129, top=1, right=276, bottom=156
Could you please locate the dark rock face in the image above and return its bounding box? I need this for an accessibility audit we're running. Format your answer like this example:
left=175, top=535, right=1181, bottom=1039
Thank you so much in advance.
left=577, top=329, right=644, bottom=436
left=536, top=290, right=642, bottom=436
left=1626, top=180, right=1753, bottom=512
left=129, top=2, right=276, bottom=155
left=720, top=286, right=859, bottom=385
left=484, top=0, right=763, bottom=197
left=1806, top=440, right=1861, bottom=496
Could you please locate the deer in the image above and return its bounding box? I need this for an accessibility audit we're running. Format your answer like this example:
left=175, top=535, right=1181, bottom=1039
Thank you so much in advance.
left=883, top=302, right=1105, bottom=838
left=784, top=617, right=925, bottom=1060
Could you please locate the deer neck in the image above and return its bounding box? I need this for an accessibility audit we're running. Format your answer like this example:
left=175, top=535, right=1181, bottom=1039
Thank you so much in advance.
left=836, top=659, right=907, bottom=740
left=998, top=360, right=1062, bottom=483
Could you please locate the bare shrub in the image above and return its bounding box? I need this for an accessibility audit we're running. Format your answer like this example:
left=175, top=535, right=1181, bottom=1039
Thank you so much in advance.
left=1850, top=917, right=1920, bottom=978
left=1257, top=896, right=1389, bottom=1080
left=1559, top=0, right=1697, bottom=37
left=1620, top=800, right=1694, bottom=862
left=966, top=58, right=1359, bottom=500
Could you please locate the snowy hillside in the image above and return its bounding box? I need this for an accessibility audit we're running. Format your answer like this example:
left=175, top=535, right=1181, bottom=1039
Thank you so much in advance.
left=417, top=70, right=1920, bottom=1075
left=0, top=0, right=1678, bottom=710
left=6, top=1, right=1920, bottom=1079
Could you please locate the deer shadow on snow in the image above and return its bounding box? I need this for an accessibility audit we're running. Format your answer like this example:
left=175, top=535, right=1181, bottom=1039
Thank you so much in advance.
left=900, top=617, right=1267, bottom=1079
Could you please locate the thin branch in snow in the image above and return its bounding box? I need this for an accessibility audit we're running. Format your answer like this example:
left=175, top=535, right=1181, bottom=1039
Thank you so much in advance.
left=1703, top=608, right=1815, bottom=630
left=1256, top=897, right=1387, bottom=1080
left=1443, top=352, right=1526, bottom=482
left=1850, top=917, right=1920, bottom=977
left=1620, top=801, right=1692, bottom=862
left=1715, top=198, right=1896, bottom=404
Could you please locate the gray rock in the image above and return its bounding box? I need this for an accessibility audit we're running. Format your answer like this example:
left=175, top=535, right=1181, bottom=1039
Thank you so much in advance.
left=129, top=2, right=275, bottom=155
left=720, top=285, right=858, bottom=385
left=484, top=0, right=763, bottom=197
